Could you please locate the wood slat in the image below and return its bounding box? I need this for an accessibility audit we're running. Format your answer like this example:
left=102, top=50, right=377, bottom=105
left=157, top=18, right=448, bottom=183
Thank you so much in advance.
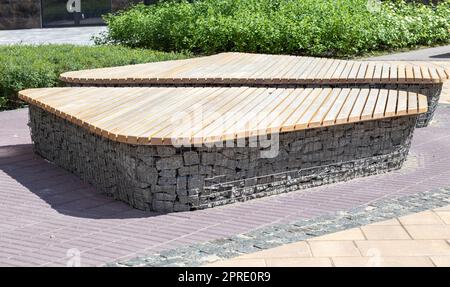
left=408, top=92, right=418, bottom=115
left=309, top=88, right=341, bottom=128
left=397, top=90, right=408, bottom=116
left=348, top=88, right=370, bottom=123
left=19, top=87, right=428, bottom=145
left=335, top=89, right=360, bottom=124
left=322, top=88, right=351, bottom=126
left=296, top=88, right=333, bottom=129
left=385, top=90, right=398, bottom=117
left=59, top=52, right=449, bottom=86
left=373, top=89, right=389, bottom=119
left=360, top=89, right=380, bottom=121
left=418, top=93, right=428, bottom=113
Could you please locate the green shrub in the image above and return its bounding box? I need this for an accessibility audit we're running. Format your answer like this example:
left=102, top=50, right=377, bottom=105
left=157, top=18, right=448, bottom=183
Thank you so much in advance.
left=0, top=45, right=189, bottom=110
left=103, top=0, right=450, bottom=56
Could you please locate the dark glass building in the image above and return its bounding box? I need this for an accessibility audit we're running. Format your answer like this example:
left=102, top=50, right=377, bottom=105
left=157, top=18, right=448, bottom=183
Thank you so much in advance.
left=0, top=0, right=146, bottom=29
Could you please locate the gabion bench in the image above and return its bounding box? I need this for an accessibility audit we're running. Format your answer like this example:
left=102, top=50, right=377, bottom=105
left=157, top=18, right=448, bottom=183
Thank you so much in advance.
left=60, top=52, right=449, bottom=128
left=20, top=87, right=427, bottom=212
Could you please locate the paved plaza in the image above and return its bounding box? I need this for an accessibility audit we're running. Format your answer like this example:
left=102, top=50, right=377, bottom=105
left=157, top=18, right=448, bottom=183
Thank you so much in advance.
left=1, top=99, right=450, bottom=266
left=207, top=206, right=450, bottom=267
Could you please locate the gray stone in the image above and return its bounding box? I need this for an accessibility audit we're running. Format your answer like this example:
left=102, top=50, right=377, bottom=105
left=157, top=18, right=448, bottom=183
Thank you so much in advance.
left=179, top=165, right=199, bottom=176
left=152, top=200, right=173, bottom=212
left=136, top=163, right=157, bottom=185
left=202, top=153, right=218, bottom=165
left=155, top=185, right=177, bottom=193
left=158, top=177, right=177, bottom=185
left=28, top=105, right=418, bottom=213
left=155, top=193, right=177, bottom=201
left=159, top=169, right=176, bottom=178
left=188, top=175, right=204, bottom=192
left=156, top=146, right=177, bottom=157
left=156, top=156, right=183, bottom=170
left=183, top=151, right=200, bottom=166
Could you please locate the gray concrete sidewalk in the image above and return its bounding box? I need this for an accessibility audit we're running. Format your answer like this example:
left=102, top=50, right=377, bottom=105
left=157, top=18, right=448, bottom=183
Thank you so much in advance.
left=0, top=27, right=106, bottom=46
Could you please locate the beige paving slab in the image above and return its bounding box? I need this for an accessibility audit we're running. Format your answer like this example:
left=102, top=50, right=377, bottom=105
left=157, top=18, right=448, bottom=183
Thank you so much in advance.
left=332, top=256, right=434, bottom=267
left=429, top=256, right=450, bottom=267
left=308, top=241, right=362, bottom=257
left=265, top=258, right=332, bottom=267
left=239, top=241, right=311, bottom=259
left=361, top=225, right=411, bottom=240
left=403, top=225, right=450, bottom=240
left=355, top=240, right=450, bottom=257
left=206, top=258, right=267, bottom=267
left=399, top=210, right=445, bottom=225
left=434, top=205, right=450, bottom=212
left=367, top=218, right=401, bottom=226
left=308, top=228, right=365, bottom=241
left=435, top=211, right=450, bottom=224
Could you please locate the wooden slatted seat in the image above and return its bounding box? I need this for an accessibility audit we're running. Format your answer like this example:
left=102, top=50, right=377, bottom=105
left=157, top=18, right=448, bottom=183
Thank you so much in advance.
left=59, top=53, right=448, bottom=128
left=20, top=86, right=428, bottom=212
left=60, top=52, right=449, bottom=85
left=19, top=87, right=427, bottom=145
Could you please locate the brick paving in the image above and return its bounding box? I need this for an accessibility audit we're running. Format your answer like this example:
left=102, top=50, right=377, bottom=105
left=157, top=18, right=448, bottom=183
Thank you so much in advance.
left=1, top=102, right=450, bottom=266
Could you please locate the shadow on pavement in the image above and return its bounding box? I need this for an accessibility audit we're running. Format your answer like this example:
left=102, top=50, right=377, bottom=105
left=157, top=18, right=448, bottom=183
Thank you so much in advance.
left=0, top=144, right=160, bottom=219
left=430, top=52, right=450, bottom=59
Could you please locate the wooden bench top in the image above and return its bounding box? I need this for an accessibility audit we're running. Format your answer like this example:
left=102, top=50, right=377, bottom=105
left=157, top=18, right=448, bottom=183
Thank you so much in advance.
left=19, top=87, right=427, bottom=145
left=60, top=52, right=449, bottom=86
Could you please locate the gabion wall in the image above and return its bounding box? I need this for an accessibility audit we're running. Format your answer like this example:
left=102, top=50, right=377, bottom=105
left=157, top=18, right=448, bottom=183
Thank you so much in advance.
left=29, top=105, right=418, bottom=212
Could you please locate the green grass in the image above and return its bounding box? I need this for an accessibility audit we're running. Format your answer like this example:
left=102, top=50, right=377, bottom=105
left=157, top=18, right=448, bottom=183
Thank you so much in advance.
left=101, top=0, right=450, bottom=57
left=0, top=44, right=189, bottom=110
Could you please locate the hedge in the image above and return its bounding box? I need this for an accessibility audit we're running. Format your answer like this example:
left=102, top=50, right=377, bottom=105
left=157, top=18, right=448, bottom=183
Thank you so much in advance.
left=0, top=45, right=189, bottom=110
left=101, top=0, right=450, bottom=57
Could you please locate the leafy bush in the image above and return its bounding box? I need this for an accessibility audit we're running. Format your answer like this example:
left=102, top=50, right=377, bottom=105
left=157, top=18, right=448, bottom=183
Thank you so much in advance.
left=0, top=45, right=189, bottom=110
left=102, top=0, right=450, bottom=56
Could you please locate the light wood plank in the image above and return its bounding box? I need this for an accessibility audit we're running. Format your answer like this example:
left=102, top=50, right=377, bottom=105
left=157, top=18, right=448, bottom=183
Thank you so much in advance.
left=60, top=52, right=449, bottom=86
left=373, top=89, right=388, bottom=119
left=335, top=89, right=360, bottom=124
left=397, top=90, right=408, bottom=116
left=418, top=94, right=428, bottom=113
left=309, top=88, right=341, bottom=127
left=408, top=92, right=418, bottom=115
left=360, top=89, right=380, bottom=120
left=385, top=90, right=398, bottom=117
left=296, top=88, right=333, bottom=129
left=322, top=88, right=350, bottom=126
left=19, top=86, right=429, bottom=145
left=348, top=88, right=370, bottom=122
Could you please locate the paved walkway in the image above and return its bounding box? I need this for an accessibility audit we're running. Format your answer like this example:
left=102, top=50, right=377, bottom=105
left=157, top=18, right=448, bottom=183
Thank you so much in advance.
left=0, top=27, right=106, bottom=45
left=368, top=45, right=450, bottom=61
left=206, top=205, right=450, bottom=267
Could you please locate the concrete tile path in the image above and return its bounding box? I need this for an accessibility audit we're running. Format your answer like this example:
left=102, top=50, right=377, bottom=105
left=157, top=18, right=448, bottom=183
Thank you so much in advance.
left=207, top=205, right=450, bottom=267
left=0, top=55, right=450, bottom=266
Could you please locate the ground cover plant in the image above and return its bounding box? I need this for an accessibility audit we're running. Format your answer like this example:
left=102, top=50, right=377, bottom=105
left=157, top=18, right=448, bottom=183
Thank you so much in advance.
left=0, top=44, right=189, bottom=110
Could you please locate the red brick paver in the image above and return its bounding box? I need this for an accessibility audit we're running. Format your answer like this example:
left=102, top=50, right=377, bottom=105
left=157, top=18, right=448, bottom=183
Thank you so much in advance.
left=1, top=106, right=450, bottom=266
